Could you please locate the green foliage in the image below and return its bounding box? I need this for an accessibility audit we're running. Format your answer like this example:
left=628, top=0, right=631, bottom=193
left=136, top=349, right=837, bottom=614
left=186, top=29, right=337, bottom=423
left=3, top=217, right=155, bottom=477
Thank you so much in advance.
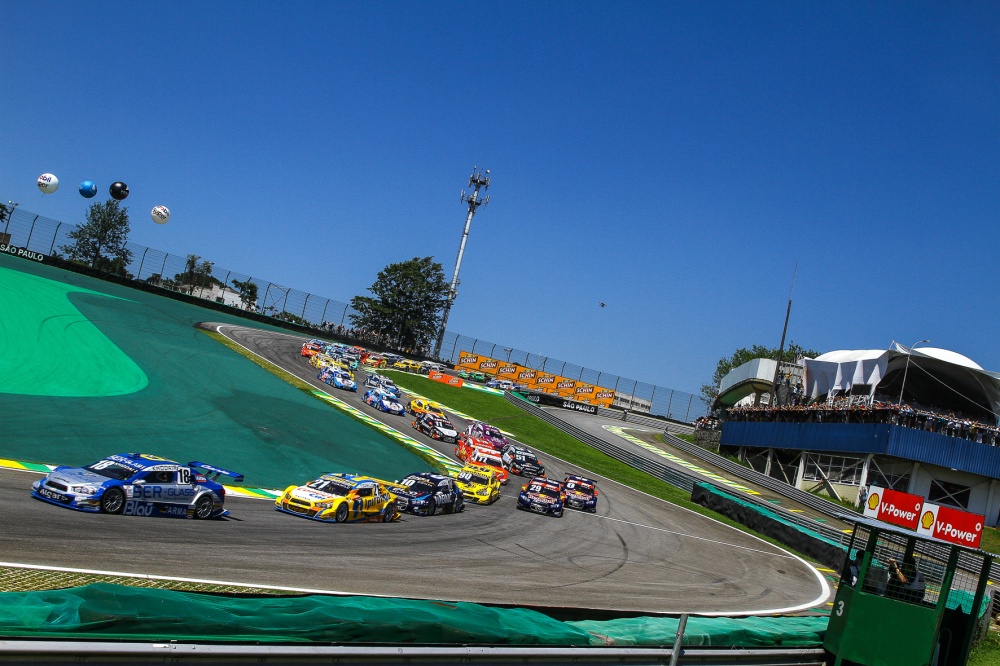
left=980, top=525, right=1000, bottom=556
left=700, top=342, right=822, bottom=408
left=968, top=628, right=1000, bottom=666
left=60, top=199, right=134, bottom=272
left=173, top=254, right=221, bottom=291
left=350, top=257, right=450, bottom=351
left=230, top=278, right=259, bottom=310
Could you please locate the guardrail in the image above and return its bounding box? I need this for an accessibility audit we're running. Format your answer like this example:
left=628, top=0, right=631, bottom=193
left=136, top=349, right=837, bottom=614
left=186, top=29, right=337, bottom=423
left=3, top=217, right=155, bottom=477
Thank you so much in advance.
left=0, top=641, right=828, bottom=665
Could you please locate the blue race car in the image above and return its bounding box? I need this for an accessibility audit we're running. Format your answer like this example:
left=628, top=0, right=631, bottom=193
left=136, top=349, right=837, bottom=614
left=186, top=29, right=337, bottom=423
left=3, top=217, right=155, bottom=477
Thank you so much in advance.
left=363, top=387, right=407, bottom=415
left=563, top=474, right=599, bottom=513
left=388, top=472, right=464, bottom=516
left=365, top=373, right=400, bottom=397
left=516, top=477, right=566, bottom=517
left=30, top=453, right=243, bottom=519
left=318, top=367, right=357, bottom=392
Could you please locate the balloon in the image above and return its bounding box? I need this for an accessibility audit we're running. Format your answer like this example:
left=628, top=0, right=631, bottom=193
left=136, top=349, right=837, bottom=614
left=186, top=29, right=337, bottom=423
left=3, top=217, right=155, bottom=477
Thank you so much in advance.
left=37, top=173, right=59, bottom=194
left=79, top=180, right=98, bottom=198
left=109, top=182, right=129, bottom=201
left=151, top=205, right=170, bottom=224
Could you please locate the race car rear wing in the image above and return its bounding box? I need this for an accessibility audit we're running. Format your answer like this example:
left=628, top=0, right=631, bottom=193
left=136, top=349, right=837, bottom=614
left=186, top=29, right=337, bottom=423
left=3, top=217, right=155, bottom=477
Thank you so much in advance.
left=188, top=462, right=245, bottom=483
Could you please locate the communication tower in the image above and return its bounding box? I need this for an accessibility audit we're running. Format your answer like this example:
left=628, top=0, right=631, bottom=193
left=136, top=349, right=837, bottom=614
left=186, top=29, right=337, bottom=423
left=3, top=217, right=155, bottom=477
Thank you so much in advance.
left=432, top=167, right=490, bottom=358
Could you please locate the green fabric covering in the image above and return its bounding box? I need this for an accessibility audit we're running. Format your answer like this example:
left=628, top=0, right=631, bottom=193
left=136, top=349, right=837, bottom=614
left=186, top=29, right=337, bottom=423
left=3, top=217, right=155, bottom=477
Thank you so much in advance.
left=572, top=614, right=828, bottom=647
left=0, top=584, right=827, bottom=646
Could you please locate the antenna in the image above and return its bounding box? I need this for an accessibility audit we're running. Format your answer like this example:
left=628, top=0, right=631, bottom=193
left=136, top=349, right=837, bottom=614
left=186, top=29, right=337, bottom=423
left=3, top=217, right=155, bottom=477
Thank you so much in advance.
left=432, top=167, right=491, bottom=358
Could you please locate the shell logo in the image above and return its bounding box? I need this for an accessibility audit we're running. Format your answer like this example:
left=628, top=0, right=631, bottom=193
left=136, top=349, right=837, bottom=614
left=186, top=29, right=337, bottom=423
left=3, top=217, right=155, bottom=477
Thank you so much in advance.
left=867, top=493, right=880, bottom=511
left=920, top=510, right=935, bottom=530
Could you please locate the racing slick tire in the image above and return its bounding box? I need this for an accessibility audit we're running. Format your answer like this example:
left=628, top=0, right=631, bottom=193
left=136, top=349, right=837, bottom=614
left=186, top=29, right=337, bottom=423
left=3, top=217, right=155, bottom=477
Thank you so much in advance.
left=425, top=499, right=437, bottom=517
left=382, top=502, right=397, bottom=523
left=100, top=488, right=125, bottom=514
left=335, top=503, right=349, bottom=523
left=193, top=494, right=214, bottom=520
left=452, top=497, right=464, bottom=513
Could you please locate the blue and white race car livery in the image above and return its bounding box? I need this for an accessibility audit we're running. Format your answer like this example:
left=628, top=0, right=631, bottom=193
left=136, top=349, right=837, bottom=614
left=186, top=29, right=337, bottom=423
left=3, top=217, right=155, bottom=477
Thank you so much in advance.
left=363, top=388, right=407, bottom=415
left=318, top=367, right=357, bottom=391
left=365, top=373, right=400, bottom=397
left=30, top=453, right=243, bottom=519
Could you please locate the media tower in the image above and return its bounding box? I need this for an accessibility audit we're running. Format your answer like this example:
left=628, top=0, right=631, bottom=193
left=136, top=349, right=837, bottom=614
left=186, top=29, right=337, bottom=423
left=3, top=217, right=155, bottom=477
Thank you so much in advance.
left=432, top=166, right=490, bottom=359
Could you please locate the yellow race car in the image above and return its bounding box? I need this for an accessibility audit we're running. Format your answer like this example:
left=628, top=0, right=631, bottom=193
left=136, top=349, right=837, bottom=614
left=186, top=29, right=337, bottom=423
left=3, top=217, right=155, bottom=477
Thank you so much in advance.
left=308, top=354, right=337, bottom=369
left=274, top=473, right=399, bottom=523
left=407, top=398, right=447, bottom=418
left=454, top=463, right=501, bottom=505
left=392, top=359, right=422, bottom=372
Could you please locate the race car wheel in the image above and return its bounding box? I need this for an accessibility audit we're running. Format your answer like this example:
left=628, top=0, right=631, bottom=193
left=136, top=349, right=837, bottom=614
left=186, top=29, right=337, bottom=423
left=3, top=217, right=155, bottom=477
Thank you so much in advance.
left=382, top=502, right=397, bottom=523
left=454, top=497, right=465, bottom=513
left=193, top=494, right=214, bottom=520
left=335, top=503, right=349, bottom=523
left=100, top=488, right=125, bottom=514
left=425, top=499, right=436, bottom=517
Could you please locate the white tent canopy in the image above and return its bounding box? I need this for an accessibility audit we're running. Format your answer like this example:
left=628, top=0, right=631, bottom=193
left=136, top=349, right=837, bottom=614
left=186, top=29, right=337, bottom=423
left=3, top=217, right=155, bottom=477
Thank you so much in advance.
left=803, top=343, right=1000, bottom=421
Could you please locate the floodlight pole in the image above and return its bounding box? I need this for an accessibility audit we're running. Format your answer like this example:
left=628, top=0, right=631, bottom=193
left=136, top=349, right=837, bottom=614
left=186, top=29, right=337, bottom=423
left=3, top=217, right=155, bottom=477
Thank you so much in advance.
left=432, top=167, right=490, bottom=359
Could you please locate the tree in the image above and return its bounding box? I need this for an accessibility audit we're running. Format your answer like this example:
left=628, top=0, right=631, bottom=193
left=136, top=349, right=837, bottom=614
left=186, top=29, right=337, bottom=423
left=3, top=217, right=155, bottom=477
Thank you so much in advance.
left=700, top=342, right=822, bottom=409
left=61, top=199, right=134, bottom=271
left=231, top=278, right=259, bottom=311
left=349, top=257, right=450, bottom=351
left=173, top=254, right=220, bottom=292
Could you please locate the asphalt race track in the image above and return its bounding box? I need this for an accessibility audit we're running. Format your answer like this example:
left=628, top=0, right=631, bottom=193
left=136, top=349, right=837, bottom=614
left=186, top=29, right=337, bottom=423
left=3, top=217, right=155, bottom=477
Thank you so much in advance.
left=0, top=323, right=828, bottom=615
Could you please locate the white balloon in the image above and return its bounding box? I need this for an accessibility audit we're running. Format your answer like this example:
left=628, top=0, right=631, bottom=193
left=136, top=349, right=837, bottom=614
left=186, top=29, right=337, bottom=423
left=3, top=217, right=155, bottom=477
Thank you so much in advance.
left=37, top=173, right=59, bottom=194
left=151, top=205, right=170, bottom=224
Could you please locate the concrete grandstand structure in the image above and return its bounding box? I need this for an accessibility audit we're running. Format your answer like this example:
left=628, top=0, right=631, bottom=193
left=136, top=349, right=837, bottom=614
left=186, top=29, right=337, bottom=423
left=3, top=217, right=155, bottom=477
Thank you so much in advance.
left=715, top=343, right=1000, bottom=527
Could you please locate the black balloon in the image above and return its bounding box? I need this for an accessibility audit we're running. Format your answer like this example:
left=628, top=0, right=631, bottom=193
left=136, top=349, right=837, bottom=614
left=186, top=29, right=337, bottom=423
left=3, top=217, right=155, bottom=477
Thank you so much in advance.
left=110, top=182, right=129, bottom=201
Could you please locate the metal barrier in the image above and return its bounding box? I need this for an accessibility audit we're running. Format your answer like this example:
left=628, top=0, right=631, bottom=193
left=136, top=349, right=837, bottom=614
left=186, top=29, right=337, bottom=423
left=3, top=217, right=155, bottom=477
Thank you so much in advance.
left=1, top=204, right=707, bottom=421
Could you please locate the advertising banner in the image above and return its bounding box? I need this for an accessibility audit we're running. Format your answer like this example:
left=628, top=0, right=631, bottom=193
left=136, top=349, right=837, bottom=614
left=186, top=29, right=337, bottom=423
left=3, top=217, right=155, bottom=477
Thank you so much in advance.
left=456, top=352, right=482, bottom=370
left=523, top=391, right=598, bottom=414
left=496, top=364, right=520, bottom=380
left=916, top=503, right=984, bottom=549
left=591, top=389, right=616, bottom=408
left=553, top=379, right=578, bottom=397
left=428, top=372, right=464, bottom=388
left=534, top=373, right=558, bottom=390
left=515, top=369, right=538, bottom=388
left=863, top=486, right=924, bottom=530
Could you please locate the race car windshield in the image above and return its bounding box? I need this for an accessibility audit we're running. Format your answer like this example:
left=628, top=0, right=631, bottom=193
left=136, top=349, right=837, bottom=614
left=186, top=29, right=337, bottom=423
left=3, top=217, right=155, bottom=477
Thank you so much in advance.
left=530, top=485, right=561, bottom=498
left=307, top=479, right=352, bottom=496
left=402, top=480, right=437, bottom=494
left=433, top=419, right=454, bottom=429
left=459, top=473, right=491, bottom=485
left=84, top=461, right=137, bottom=480
left=568, top=484, right=594, bottom=496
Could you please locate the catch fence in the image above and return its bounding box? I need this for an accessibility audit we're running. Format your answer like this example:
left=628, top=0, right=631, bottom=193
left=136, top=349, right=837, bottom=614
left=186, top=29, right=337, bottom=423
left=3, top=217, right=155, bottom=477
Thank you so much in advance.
left=1, top=204, right=707, bottom=422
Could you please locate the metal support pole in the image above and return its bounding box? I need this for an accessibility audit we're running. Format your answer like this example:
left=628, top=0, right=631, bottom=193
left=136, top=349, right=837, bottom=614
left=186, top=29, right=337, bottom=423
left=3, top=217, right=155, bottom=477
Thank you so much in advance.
left=685, top=394, right=694, bottom=421
left=320, top=300, right=330, bottom=326
left=450, top=335, right=459, bottom=361
left=668, top=614, right=688, bottom=666
left=262, top=284, right=272, bottom=314
left=666, top=390, right=674, bottom=419
left=48, top=223, right=62, bottom=254
left=159, top=253, right=168, bottom=280
left=898, top=340, right=930, bottom=406
left=341, top=305, right=349, bottom=325
left=301, top=294, right=310, bottom=321
left=25, top=215, right=39, bottom=250
left=2, top=201, right=19, bottom=239
left=136, top=247, right=149, bottom=279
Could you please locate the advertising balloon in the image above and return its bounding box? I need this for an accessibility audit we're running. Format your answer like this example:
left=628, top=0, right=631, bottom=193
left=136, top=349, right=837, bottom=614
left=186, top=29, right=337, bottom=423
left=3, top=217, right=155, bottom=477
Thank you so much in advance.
left=37, top=173, right=59, bottom=194
left=109, top=182, right=129, bottom=201
left=79, top=180, right=98, bottom=198
left=151, top=205, right=170, bottom=224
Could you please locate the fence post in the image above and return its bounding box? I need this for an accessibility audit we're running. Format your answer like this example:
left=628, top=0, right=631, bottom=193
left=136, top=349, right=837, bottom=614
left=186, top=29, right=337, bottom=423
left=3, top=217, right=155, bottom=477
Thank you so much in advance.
left=262, top=283, right=272, bottom=314
left=159, top=253, right=168, bottom=279
left=320, top=300, right=330, bottom=326
left=668, top=613, right=688, bottom=666
left=25, top=215, right=39, bottom=250
left=47, top=223, right=62, bottom=254
left=450, top=334, right=459, bottom=360
left=136, top=247, right=149, bottom=279
left=666, top=390, right=674, bottom=419
left=541, top=356, right=547, bottom=372
left=281, top=288, right=289, bottom=313
left=301, top=293, right=310, bottom=321
left=340, top=304, right=349, bottom=325
left=685, top=394, right=693, bottom=421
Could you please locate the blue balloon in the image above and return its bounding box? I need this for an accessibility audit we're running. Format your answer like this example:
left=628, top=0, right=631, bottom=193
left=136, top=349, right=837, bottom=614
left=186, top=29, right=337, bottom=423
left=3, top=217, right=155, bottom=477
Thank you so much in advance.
left=79, top=181, right=98, bottom=198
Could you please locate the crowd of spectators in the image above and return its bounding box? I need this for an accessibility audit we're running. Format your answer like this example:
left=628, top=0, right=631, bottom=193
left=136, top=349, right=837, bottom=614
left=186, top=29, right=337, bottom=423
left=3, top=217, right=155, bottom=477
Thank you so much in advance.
left=726, top=394, right=1000, bottom=446
left=694, top=416, right=721, bottom=430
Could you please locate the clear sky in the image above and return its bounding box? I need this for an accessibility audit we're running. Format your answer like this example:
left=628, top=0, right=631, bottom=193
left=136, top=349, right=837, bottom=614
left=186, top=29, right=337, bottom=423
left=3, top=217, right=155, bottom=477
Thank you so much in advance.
left=3, top=2, right=998, bottom=398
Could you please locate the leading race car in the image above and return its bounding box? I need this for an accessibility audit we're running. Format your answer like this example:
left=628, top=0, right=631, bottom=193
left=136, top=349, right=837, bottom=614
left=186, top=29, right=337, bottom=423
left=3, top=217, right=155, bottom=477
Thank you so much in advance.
left=274, top=473, right=399, bottom=523
left=516, top=477, right=566, bottom=517
left=407, top=398, right=447, bottom=418
left=563, top=474, right=599, bottom=513
left=301, top=339, right=325, bottom=357
left=411, top=412, right=458, bottom=443
left=364, top=387, right=407, bottom=415
left=31, top=453, right=243, bottom=519
left=502, top=446, right=546, bottom=477
left=318, top=367, right=357, bottom=392
left=365, top=373, right=400, bottom=397
left=387, top=472, right=464, bottom=516
left=454, top=463, right=501, bottom=505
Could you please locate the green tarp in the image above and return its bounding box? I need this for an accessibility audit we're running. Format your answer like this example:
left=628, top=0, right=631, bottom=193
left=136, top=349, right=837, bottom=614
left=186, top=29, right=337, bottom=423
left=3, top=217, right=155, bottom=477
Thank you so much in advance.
left=0, top=584, right=828, bottom=646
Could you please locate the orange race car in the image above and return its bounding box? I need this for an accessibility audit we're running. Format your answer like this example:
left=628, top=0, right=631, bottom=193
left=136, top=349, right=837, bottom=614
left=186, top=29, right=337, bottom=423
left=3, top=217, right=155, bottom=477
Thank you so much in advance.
left=361, top=352, right=387, bottom=369
left=300, top=339, right=325, bottom=357
left=454, top=440, right=508, bottom=484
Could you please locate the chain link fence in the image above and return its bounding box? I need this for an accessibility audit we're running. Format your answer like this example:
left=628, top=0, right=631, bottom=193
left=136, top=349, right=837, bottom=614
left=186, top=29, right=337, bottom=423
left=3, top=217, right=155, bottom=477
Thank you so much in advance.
left=1, top=205, right=707, bottom=422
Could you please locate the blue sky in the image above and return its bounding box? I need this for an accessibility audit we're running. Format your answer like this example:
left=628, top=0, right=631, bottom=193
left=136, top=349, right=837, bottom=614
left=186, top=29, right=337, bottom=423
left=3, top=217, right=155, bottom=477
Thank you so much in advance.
left=2, top=2, right=998, bottom=397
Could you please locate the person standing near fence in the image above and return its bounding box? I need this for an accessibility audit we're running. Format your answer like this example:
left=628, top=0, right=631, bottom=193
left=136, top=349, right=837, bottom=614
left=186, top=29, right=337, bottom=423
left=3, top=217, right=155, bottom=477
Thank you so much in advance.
left=857, top=484, right=869, bottom=509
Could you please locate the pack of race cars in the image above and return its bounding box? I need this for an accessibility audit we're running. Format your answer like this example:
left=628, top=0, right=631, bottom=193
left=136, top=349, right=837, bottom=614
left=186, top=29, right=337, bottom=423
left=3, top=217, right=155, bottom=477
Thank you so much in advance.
left=29, top=338, right=600, bottom=523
